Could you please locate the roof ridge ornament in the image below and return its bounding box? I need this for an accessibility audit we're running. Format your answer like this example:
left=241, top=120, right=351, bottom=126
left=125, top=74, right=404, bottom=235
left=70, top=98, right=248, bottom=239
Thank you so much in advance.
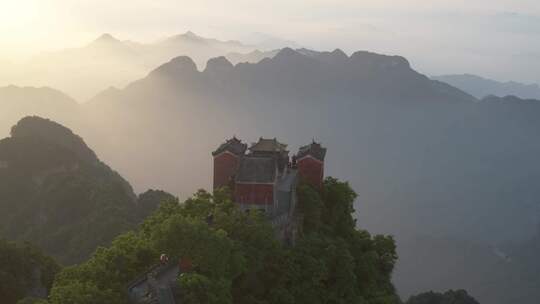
left=297, top=140, right=327, bottom=161
left=212, top=136, right=247, bottom=156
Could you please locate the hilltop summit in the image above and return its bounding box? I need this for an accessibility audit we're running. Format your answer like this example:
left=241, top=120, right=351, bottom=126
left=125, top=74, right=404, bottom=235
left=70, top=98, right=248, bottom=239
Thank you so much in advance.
left=0, top=117, right=160, bottom=264
left=94, top=33, right=119, bottom=43
left=11, top=116, right=97, bottom=163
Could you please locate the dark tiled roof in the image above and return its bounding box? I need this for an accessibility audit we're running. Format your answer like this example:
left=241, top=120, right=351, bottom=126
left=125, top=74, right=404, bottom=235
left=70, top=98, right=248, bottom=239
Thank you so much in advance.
left=236, top=157, right=277, bottom=183
left=212, top=137, right=247, bottom=156
left=249, top=138, right=288, bottom=153
left=297, top=142, right=327, bottom=161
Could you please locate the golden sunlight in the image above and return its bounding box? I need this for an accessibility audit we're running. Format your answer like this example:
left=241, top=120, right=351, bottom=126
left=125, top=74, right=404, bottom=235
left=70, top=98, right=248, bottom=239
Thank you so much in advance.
left=0, top=0, right=40, bottom=30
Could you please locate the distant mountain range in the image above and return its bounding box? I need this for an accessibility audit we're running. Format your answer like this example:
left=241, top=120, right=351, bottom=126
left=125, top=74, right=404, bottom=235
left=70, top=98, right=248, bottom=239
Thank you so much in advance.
left=2, top=48, right=540, bottom=303
left=396, top=234, right=540, bottom=304
left=226, top=49, right=280, bottom=65
left=3, top=32, right=539, bottom=102
left=0, top=86, right=78, bottom=138
left=432, top=74, right=540, bottom=100
left=0, top=31, right=258, bottom=100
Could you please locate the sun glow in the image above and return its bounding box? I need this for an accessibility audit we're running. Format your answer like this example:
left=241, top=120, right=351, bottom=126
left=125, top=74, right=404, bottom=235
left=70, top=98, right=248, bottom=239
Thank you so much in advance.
left=0, top=0, right=40, bottom=30
left=0, top=0, right=57, bottom=59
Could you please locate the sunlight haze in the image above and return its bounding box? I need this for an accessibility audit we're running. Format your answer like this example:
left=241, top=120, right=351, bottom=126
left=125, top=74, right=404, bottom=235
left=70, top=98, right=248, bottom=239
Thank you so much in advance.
left=0, top=0, right=539, bottom=83
left=2, top=2, right=540, bottom=304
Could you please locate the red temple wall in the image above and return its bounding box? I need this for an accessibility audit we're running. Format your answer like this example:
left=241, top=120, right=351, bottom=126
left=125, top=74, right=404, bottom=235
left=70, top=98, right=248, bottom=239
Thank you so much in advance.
left=234, top=183, right=274, bottom=205
left=213, top=152, right=239, bottom=190
left=298, top=157, right=324, bottom=189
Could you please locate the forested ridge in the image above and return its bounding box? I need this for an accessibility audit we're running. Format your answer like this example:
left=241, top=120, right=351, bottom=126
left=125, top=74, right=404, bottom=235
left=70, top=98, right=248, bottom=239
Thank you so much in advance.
left=41, top=179, right=399, bottom=304
left=0, top=239, right=60, bottom=304
left=0, top=117, right=482, bottom=303
left=0, top=117, right=164, bottom=264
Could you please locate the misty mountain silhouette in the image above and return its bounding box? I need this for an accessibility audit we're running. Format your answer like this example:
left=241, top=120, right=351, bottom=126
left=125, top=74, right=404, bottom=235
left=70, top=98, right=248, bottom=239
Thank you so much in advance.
left=0, top=86, right=78, bottom=138
left=481, top=94, right=540, bottom=103
left=115, top=48, right=474, bottom=106
left=226, top=49, right=280, bottom=64
left=432, top=74, right=540, bottom=100
left=3, top=48, right=540, bottom=303
left=0, top=32, right=258, bottom=100
left=82, top=49, right=540, bottom=304
left=91, top=33, right=123, bottom=45
left=162, top=31, right=248, bottom=49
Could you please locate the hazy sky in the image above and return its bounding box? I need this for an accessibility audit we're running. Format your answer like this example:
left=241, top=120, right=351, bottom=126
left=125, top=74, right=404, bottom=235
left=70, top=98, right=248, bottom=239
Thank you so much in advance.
left=1, top=0, right=539, bottom=83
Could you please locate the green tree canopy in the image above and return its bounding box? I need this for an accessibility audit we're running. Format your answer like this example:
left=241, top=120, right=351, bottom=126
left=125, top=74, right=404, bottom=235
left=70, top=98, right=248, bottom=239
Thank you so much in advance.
left=405, top=290, right=480, bottom=304
left=48, top=178, right=400, bottom=304
left=0, top=239, right=60, bottom=304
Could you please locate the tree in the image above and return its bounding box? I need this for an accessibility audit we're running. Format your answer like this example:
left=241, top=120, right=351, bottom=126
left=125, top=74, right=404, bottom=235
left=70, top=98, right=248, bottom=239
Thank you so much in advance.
left=322, top=177, right=358, bottom=239
left=48, top=178, right=400, bottom=304
left=16, top=298, right=49, bottom=304
left=49, top=281, right=120, bottom=304
left=49, top=232, right=156, bottom=304
left=297, top=183, right=325, bottom=233
left=178, top=273, right=231, bottom=304
left=406, top=290, right=480, bottom=304
left=136, top=189, right=176, bottom=220
left=0, top=240, right=60, bottom=304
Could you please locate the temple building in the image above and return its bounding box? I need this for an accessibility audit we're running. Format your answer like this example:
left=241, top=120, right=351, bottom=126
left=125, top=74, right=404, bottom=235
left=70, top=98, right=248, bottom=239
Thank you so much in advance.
left=296, top=141, right=327, bottom=189
left=212, top=137, right=326, bottom=242
left=128, top=138, right=327, bottom=303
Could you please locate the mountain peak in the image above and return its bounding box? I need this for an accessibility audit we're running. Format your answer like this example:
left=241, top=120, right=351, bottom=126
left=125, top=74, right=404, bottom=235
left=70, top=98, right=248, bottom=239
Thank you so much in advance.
left=164, top=31, right=204, bottom=44
left=275, top=47, right=299, bottom=57
left=204, top=56, right=234, bottom=74
left=303, top=48, right=349, bottom=64
left=10, top=116, right=98, bottom=163
left=331, top=48, right=348, bottom=59
left=350, top=51, right=410, bottom=70
left=183, top=30, right=199, bottom=38
left=271, top=48, right=309, bottom=63
left=150, top=56, right=199, bottom=77
left=431, top=74, right=540, bottom=100
left=94, top=33, right=120, bottom=44
left=481, top=95, right=539, bottom=103
left=169, top=56, right=198, bottom=70
left=171, top=31, right=203, bottom=41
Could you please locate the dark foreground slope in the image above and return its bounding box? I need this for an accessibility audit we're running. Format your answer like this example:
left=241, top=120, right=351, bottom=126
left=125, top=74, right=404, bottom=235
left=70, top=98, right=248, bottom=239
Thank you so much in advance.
left=0, top=117, right=159, bottom=264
